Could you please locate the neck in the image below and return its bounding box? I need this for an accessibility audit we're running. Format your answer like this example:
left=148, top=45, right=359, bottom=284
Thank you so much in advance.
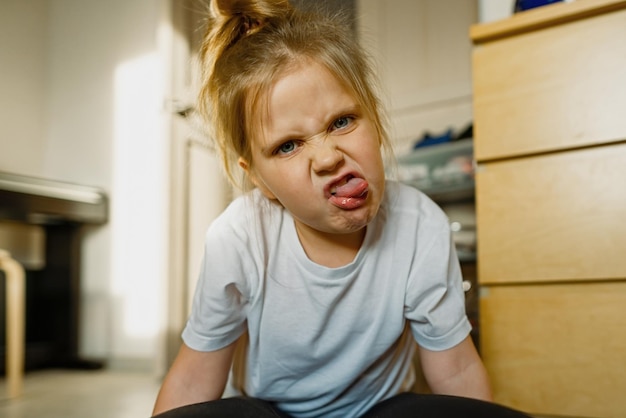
left=294, top=221, right=366, bottom=268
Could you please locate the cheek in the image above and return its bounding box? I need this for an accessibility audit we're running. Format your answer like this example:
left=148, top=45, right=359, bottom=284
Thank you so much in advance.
left=263, top=163, right=316, bottom=204
left=253, top=160, right=303, bottom=199
left=353, top=133, right=384, bottom=168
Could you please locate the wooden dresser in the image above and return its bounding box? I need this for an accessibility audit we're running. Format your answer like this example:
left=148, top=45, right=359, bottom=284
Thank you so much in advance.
left=470, top=1, right=626, bottom=417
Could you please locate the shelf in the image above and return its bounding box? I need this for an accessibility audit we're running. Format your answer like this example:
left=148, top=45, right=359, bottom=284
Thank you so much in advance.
left=397, top=139, right=475, bottom=203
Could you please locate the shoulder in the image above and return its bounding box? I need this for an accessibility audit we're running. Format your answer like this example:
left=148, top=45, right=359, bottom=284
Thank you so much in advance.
left=207, top=189, right=282, bottom=236
left=374, top=181, right=453, bottom=259
left=383, top=180, right=449, bottom=227
left=204, top=189, right=285, bottom=254
left=197, top=189, right=284, bottom=295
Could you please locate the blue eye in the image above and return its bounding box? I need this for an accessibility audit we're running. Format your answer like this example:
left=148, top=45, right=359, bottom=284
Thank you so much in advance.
left=276, top=140, right=298, bottom=155
left=332, top=116, right=353, bottom=130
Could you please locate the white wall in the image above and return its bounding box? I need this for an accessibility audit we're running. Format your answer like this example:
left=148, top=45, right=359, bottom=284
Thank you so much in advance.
left=478, top=0, right=516, bottom=23
left=356, top=0, right=477, bottom=154
left=0, top=0, right=174, bottom=372
left=0, top=0, right=48, bottom=176
left=46, top=0, right=169, bottom=369
left=354, top=0, right=520, bottom=156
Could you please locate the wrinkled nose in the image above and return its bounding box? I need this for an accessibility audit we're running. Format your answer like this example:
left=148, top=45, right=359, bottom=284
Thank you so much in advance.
left=311, top=137, right=343, bottom=173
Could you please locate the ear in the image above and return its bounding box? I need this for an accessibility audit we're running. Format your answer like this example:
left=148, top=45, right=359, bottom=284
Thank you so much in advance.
left=238, top=157, right=277, bottom=200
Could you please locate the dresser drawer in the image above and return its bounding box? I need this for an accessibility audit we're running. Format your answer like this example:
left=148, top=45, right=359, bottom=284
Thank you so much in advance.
left=480, top=281, right=626, bottom=417
left=472, top=8, right=626, bottom=161
left=476, top=143, right=626, bottom=284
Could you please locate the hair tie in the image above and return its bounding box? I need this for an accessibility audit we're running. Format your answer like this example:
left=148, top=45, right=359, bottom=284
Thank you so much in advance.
left=239, top=14, right=263, bottom=36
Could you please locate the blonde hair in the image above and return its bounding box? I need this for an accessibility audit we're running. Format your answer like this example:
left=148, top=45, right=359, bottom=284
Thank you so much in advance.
left=198, top=0, right=390, bottom=190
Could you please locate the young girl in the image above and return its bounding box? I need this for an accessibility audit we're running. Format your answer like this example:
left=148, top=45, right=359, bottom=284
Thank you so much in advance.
left=153, top=1, right=530, bottom=417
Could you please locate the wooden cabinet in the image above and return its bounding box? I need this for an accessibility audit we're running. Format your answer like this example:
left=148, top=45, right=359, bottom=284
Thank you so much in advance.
left=473, top=2, right=626, bottom=160
left=480, top=282, right=626, bottom=418
left=471, top=1, right=626, bottom=417
left=477, top=144, right=626, bottom=284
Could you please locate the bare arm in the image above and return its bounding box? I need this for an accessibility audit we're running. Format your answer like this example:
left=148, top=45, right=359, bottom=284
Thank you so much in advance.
left=419, top=335, right=493, bottom=402
left=152, top=341, right=236, bottom=416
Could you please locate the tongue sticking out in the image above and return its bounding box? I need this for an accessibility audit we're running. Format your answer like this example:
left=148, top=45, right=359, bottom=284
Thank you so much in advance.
left=331, top=177, right=368, bottom=198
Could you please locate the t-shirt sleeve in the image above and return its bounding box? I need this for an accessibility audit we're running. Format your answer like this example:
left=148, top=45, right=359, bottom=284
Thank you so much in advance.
left=404, top=211, right=471, bottom=352
left=181, top=217, right=252, bottom=352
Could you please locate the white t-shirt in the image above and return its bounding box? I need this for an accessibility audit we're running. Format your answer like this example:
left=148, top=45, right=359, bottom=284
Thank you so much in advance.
left=182, top=181, right=471, bottom=418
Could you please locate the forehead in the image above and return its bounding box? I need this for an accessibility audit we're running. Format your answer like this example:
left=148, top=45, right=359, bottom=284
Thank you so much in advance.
left=283, top=64, right=353, bottom=130
left=252, top=60, right=353, bottom=125
left=273, top=61, right=346, bottom=103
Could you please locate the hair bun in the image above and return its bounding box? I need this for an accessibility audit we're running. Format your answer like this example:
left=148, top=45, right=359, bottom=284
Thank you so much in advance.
left=211, top=0, right=292, bottom=21
left=209, top=0, right=293, bottom=43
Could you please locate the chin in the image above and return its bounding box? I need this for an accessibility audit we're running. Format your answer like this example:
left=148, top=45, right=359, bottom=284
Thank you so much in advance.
left=338, top=207, right=378, bottom=233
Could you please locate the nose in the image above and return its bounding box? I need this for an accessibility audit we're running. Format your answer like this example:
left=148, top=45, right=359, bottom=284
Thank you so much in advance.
left=311, top=136, right=343, bottom=174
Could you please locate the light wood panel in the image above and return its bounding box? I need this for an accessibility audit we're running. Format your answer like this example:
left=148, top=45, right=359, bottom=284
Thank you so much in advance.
left=476, top=143, right=626, bottom=284
left=473, top=3, right=626, bottom=417
left=0, top=250, right=25, bottom=399
left=472, top=8, right=626, bottom=161
left=480, top=282, right=626, bottom=417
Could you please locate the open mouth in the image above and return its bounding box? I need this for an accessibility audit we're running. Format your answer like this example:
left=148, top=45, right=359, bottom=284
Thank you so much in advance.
left=330, top=174, right=354, bottom=196
left=328, top=174, right=368, bottom=200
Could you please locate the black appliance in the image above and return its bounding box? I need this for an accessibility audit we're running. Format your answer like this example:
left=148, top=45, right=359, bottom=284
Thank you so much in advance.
left=0, top=171, right=108, bottom=372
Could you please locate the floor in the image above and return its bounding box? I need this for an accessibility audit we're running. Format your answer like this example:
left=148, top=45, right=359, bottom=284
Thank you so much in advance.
left=0, top=370, right=558, bottom=418
left=0, top=369, right=162, bottom=418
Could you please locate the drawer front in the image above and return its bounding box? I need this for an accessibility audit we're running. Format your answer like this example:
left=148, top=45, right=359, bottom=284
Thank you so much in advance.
left=480, top=282, right=626, bottom=418
left=473, top=8, right=626, bottom=161
left=476, top=143, right=626, bottom=284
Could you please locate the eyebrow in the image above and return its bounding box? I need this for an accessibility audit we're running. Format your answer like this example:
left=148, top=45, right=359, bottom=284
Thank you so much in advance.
left=261, top=104, right=362, bottom=155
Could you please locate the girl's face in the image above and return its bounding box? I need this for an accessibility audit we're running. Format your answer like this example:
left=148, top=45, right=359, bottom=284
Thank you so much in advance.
left=242, top=60, right=386, bottom=245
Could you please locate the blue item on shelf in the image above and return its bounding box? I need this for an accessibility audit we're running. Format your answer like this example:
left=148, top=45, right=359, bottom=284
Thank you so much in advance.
left=413, top=128, right=453, bottom=149
left=514, top=0, right=564, bottom=12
